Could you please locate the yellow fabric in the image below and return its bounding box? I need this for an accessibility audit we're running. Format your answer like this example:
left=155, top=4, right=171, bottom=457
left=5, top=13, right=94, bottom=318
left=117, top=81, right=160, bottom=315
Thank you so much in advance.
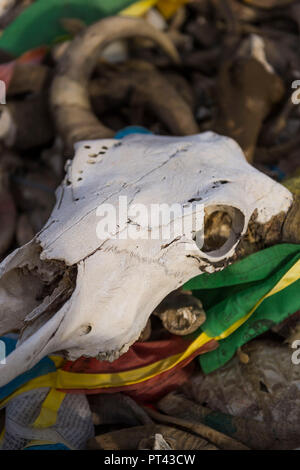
left=0, top=373, right=58, bottom=408
left=215, top=258, right=300, bottom=340
left=0, top=384, right=66, bottom=439
left=0, top=258, right=299, bottom=404
left=120, top=0, right=189, bottom=18
left=23, top=439, right=61, bottom=449
left=33, top=388, right=66, bottom=429
left=55, top=333, right=211, bottom=390
left=121, top=0, right=157, bottom=16
left=157, top=0, right=190, bottom=18
left=0, top=336, right=210, bottom=398
left=50, top=356, right=65, bottom=369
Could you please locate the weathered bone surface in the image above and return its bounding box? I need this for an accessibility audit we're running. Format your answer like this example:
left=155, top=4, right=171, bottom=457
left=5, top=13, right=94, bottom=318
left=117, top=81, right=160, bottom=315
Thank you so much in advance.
left=0, top=131, right=293, bottom=386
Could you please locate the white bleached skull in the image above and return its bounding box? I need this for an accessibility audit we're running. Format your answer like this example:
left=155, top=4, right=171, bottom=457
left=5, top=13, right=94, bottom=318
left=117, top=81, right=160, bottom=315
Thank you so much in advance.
left=0, top=131, right=293, bottom=386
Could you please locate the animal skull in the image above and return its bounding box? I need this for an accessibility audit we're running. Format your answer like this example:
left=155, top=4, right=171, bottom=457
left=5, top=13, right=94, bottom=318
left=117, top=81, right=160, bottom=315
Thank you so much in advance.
left=0, top=131, right=293, bottom=386
left=0, top=16, right=294, bottom=386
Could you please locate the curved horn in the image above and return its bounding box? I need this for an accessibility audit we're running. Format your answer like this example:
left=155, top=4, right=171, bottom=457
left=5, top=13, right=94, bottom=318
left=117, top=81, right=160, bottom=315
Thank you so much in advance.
left=51, top=16, right=182, bottom=152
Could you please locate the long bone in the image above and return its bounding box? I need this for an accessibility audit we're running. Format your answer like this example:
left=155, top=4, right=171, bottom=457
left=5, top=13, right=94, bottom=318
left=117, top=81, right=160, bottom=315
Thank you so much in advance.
left=51, top=16, right=199, bottom=153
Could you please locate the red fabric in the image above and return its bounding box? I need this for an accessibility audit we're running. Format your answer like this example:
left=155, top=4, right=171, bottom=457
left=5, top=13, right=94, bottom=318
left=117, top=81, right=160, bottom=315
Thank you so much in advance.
left=63, top=334, right=196, bottom=374
left=0, top=46, right=47, bottom=87
left=0, top=62, right=15, bottom=88
left=17, top=46, right=47, bottom=65
left=60, top=337, right=218, bottom=403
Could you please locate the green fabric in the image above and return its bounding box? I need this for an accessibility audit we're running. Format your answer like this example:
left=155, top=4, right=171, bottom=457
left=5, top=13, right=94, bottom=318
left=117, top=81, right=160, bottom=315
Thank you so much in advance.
left=0, top=0, right=138, bottom=56
left=183, top=244, right=300, bottom=373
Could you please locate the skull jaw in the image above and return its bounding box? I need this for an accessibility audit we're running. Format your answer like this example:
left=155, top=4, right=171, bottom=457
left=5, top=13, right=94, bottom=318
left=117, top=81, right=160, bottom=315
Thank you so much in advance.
left=0, top=239, right=203, bottom=386
left=35, top=243, right=205, bottom=362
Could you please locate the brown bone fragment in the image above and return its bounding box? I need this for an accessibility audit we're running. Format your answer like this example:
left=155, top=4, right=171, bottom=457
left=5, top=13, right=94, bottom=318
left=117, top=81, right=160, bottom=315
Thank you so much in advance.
left=215, top=57, right=284, bottom=163
left=144, top=406, right=250, bottom=450
left=90, top=60, right=198, bottom=137
left=88, top=424, right=217, bottom=450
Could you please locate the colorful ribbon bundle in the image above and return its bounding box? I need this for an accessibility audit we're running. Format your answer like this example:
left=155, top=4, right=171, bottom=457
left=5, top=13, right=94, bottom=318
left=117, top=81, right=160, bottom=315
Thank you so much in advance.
left=185, top=243, right=300, bottom=373
left=0, top=0, right=189, bottom=57
left=0, top=244, right=299, bottom=404
left=1, top=243, right=300, bottom=448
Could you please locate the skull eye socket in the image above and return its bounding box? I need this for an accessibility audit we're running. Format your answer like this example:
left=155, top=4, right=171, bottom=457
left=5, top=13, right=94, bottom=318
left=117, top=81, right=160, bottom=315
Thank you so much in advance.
left=203, top=210, right=233, bottom=252
left=195, top=205, right=245, bottom=260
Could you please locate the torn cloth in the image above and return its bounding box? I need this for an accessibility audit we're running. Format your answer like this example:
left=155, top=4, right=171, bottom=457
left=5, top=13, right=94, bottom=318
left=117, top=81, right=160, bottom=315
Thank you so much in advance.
left=0, top=0, right=187, bottom=57
left=183, top=243, right=300, bottom=373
